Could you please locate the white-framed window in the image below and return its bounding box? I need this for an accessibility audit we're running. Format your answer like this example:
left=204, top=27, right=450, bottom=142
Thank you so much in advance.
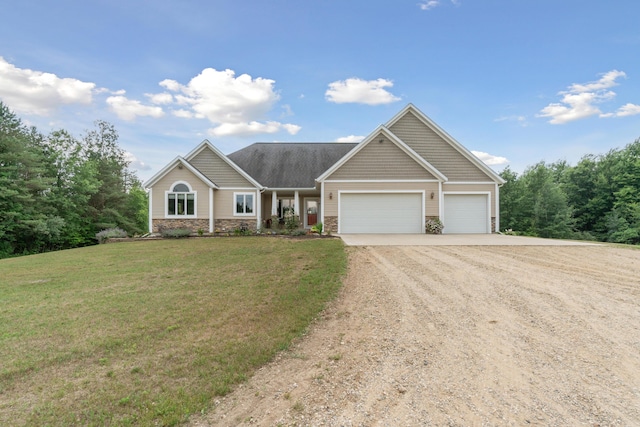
left=166, top=182, right=196, bottom=217
left=234, top=192, right=255, bottom=216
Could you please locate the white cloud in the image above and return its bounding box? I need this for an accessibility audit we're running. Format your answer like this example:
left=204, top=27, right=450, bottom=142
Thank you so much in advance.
left=326, top=78, right=400, bottom=105
left=208, top=121, right=301, bottom=137
left=336, top=135, right=365, bottom=143
left=494, top=115, right=528, bottom=127
left=106, top=95, right=165, bottom=121
left=124, top=151, right=152, bottom=171
left=418, top=0, right=459, bottom=11
left=537, top=70, right=633, bottom=124
left=472, top=150, right=509, bottom=166
left=155, top=68, right=299, bottom=137
left=146, top=92, right=173, bottom=105
left=419, top=0, right=440, bottom=10
left=601, top=103, right=640, bottom=118
left=0, top=56, right=95, bottom=115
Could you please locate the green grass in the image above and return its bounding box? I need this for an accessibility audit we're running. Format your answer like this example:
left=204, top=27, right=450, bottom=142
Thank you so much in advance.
left=0, top=237, right=346, bottom=426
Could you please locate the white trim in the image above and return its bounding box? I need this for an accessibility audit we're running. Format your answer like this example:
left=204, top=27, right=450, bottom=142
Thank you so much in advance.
left=148, top=188, right=153, bottom=233
left=264, top=187, right=318, bottom=191
left=320, top=182, right=325, bottom=226
left=271, top=191, right=278, bottom=216
left=184, top=140, right=263, bottom=189
left=294, top=191, right=300, bottom=219
left=438, top=181, right=443, bottom=219
left=144, top=156, right=218, bottom=189
left=303, top=197, right=321, bottom=228
left=323, top=179, right=440, bottom=183
left=337, top=190, right=426, bottom=234
left=221, top=187, right=261, bottom=190
left=442, top=191, right=492, bottom=234
left=385, top=104, right=506, bottom=185
left=317, top=125, right=447, bottom=182
left=256, top=191, right=262, bottom=229
left=209, top=188, right=214, bottom=233
left=494, top=183, right=500, bottom=233
left=442, top=181, right=497, bottom=185
left=165, top=181, right=198, bottom=218
left=233, top=191, right=257, bottom=217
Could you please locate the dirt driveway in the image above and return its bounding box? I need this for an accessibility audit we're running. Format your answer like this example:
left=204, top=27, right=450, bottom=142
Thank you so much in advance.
left=191, top=244, right=640, bottom=426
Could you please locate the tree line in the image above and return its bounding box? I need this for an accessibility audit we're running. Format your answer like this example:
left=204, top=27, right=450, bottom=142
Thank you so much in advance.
left=0, top=102, right=147, bottom=258
left=500, top=137, right=640, bottom=245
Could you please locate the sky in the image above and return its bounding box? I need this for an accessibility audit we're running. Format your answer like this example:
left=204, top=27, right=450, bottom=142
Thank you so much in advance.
left=1, top=0, right=639, bottom=183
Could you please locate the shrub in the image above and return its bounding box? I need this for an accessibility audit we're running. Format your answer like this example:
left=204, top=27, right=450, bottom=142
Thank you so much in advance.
left=425, top=218, right=444, bottom=234
left=311, top=222, right=323, bottom=234
left=160, top=228, right=192, bottom=238
left=96, top=228, right=128, bottom=244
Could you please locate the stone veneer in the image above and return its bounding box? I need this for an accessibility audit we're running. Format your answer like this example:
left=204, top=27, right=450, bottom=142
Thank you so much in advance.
left=215, top=218, right=257, bottom=232
left=324, top=216, right=338, bottom=234
left=153, top=219, right=209, bottom=233
left=491, top=217, right=496, bottom=233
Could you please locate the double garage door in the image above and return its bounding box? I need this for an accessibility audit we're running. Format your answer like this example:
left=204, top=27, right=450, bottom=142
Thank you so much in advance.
left=339, top=192, right=490, bottom=234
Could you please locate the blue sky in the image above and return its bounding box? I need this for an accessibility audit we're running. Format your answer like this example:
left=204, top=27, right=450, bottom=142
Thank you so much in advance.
left=1, top=0, right=639, bottom=182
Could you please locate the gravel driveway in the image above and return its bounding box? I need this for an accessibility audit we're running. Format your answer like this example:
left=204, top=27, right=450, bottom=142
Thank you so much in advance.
left=192, top=244, right=640, bottom=426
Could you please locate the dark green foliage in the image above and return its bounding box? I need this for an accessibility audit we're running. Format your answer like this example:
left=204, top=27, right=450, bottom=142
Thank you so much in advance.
left=500, top=138, right=640, bottom=244
left=0, top=102, right=148, bottom=258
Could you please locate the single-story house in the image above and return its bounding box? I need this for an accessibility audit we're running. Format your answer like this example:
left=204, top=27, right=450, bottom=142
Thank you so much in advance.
left=144, top=104, right=505, bottom=234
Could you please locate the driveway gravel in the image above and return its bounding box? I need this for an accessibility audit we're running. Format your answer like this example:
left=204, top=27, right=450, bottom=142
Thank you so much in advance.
left=191, top=243, right=640, bottom=426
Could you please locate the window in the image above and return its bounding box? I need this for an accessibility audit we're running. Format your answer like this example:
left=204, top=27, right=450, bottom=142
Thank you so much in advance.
left=167, top=182, right=195, bottom=216
left=235, top=193, right=255, bottom=215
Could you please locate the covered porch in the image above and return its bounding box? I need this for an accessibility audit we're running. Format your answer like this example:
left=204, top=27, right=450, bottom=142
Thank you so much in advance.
left=260, top=189, right=322, bottom=230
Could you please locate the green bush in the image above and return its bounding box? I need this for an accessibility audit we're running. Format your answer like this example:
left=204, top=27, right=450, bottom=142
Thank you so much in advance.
left=311, top=222, right=323, bottom=234
left=160, top=228, right=192, bottom=238
left=95, top=228, right=128, bottom=244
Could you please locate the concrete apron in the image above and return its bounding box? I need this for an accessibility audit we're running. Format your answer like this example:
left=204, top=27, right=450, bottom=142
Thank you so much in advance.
left=337, top=234, right=601, bottom=246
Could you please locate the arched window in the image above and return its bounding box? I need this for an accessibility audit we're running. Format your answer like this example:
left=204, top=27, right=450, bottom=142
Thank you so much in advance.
left=167, top=182, right=196, bottom=216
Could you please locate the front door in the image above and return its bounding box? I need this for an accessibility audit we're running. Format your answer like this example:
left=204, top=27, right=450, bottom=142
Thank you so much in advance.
left=305, top=199, right=320, bottom=228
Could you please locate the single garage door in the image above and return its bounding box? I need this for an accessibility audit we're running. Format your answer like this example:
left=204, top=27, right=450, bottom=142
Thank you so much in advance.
left=443, top=194, right=489, bottom=234
left=340, top=193, right=423, bottom=234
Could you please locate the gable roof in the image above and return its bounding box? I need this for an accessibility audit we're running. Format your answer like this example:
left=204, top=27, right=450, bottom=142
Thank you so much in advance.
left=386, top=104, right=506, bottom=184
left=228, top=143, right=357, bottom=188
left=184, top=140, right=263, bottom=188
left=144, top=156, right=218, bottom=189
left=316, top=125, right=448, bottom=182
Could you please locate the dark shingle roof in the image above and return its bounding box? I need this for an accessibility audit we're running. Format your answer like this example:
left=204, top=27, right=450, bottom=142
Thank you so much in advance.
left=227, top=143, right=357, bottom=188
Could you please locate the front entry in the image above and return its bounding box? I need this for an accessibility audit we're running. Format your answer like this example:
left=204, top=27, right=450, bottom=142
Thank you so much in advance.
left=304, top=199, right=320, bottom=228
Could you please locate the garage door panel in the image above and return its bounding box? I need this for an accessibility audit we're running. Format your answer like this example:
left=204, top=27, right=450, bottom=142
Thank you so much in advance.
left=340, top=193, right=423, bottom=234
left=443, top=194, right=489, bottom=234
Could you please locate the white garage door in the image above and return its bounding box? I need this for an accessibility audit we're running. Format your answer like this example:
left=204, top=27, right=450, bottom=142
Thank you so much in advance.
left=340, top=193, right=423, bottom=234
left=443, top=194, right=489, bottom=234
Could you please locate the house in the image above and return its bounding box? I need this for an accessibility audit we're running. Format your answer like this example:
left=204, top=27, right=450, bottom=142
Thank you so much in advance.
left=144, top=104, right=505, bottom=234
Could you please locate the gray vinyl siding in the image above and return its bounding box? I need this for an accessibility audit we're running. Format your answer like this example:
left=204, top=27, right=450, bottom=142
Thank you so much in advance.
left=326, top=135, right=436, bottom=180
left=389, top=112, right=490, bottom=182
left=190, top=146, right=255, bottom=188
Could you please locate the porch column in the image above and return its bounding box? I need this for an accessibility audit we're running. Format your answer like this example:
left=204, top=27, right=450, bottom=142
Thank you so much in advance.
left=209, top=187, right=214, bottom=233
left=271, top=191, right=277, bottom=216
left=294, top=191, right=300, bottom=219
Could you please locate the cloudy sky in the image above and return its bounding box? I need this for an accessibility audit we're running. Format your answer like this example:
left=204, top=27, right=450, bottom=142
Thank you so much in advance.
left=1, top=0, right=639, bottom=181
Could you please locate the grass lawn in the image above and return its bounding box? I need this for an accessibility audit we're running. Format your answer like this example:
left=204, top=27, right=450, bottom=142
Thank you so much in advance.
left=0, top=237, right=346, bottom=426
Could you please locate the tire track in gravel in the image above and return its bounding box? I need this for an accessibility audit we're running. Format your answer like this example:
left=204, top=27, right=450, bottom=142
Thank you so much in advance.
left=191, top=245, right=640, bottom=427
